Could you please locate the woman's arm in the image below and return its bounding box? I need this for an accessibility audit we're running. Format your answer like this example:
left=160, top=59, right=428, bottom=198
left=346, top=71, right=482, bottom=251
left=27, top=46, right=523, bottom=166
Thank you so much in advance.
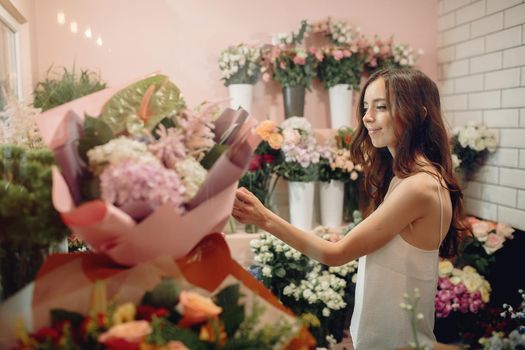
left=233, top=175, right=435, bottom=266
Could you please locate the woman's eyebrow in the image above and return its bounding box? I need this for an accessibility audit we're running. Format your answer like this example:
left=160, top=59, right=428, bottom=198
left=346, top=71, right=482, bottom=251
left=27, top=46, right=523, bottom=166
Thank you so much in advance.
left=364, top=98, right=387, bottom=104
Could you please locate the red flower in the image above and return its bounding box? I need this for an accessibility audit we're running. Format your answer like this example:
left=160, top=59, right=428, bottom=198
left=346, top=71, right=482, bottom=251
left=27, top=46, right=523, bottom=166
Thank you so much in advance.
left=248, top=155, right=262, bottom=171
left=261, top=154, right=275, bottom=164
left=33, top=327, right=60, bottom=344
left=137, top=305, right=169, bottom=321
left=103, top=338, right=140, bottom=350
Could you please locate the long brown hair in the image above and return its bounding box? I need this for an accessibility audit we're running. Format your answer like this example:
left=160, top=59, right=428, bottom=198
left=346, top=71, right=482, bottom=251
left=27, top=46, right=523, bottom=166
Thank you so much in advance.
left=350, top=68, right=467, bottom=257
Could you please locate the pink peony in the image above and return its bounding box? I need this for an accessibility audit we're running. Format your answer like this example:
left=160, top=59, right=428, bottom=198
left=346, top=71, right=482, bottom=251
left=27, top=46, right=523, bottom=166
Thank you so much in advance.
left=293, top=55, right=306, bottom=65
left=333, top=50, right=344, bottom=61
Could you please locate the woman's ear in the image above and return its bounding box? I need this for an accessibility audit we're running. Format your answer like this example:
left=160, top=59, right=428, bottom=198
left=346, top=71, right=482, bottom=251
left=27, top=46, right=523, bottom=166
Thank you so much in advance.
left=421, top=106, right=428, bottom=119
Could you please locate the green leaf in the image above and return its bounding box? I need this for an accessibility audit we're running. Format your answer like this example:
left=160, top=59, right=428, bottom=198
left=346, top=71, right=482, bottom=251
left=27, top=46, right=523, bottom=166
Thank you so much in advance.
left=77, top=116, right=114, bottom=163
left=274, top=267, right=286, bottom=278
left=200, top=144, right=229, bottom=170
left=215, top=284, right=241, bottom=308
left=220, top=305, right=245, bottom=337
left=100, top=74, right=185, bottom=135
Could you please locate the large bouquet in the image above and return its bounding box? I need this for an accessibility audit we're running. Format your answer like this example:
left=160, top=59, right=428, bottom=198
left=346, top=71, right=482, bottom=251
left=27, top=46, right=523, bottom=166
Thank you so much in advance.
left=274, top=117, right=320, bottom=182
left=456, top=216, right=516, bottom=276
left=218, top=44, right=262, bottom=86
left=451, top=124, right=497, bottom=180
left=435, top=260, right=491, bottom=319
left=250, top=229, right=358, bottom=347
left=263, top=46, right=318, bottom=90
left=316, top=45, right=364, bottom=90
left=35, top=74, right=259, bottom=266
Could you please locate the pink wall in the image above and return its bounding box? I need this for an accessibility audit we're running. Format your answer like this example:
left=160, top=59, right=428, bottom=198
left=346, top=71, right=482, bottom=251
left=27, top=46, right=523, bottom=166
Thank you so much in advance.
left=33, top=0, right=438, bottom=127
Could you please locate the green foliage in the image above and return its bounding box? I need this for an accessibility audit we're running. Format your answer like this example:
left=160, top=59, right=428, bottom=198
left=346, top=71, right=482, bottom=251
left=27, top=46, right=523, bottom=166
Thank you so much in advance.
left=33, top=66, right=106, bottom=112
left=452, top=134, right=489, bottom=180
left=275, top=161, right=319, bottom=182
left=317, top=54, right=363, bottom=90
left=77, top=116, right=114, bottom=164
left=141, top=278, right=181, bottom=310
left=455, top=237, right=494, bottom=277
left=272, top=50, right=317, bottom=90
left=100, top=74, right=185, bottom=135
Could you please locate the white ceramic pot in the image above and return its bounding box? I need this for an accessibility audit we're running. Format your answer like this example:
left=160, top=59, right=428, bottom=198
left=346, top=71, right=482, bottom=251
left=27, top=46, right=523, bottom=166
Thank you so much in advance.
left=288, top=181, right=315, bottom=231
left=319, top=180, right=345, bottom=227
left=228, top=84, right=253, bottom=113
left=328, top=84, right=353, bottom=129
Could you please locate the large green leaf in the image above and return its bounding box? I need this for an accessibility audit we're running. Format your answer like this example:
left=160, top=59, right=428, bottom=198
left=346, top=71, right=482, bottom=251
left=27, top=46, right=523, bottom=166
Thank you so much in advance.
left=100, top=74, right=185, bottom=135
left=77, top=116, right=114, bottom=164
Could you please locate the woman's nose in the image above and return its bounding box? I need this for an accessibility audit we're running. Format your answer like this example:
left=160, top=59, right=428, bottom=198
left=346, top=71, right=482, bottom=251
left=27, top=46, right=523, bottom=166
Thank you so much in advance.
left=362, top=108, right=374, bottom=124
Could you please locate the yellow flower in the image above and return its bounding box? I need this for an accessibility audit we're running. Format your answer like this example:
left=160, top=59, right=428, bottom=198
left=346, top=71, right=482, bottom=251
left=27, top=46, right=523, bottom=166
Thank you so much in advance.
left=267, top=132, right=284, bottom=150
left=199, top=319, right=227, bottom=346
left=480, top=287, right=490, bottom=303
left=256, top=120, right=277, bottom=140
left=438, top=260, right=454, bottom=276
left=112, top=303, right=136, bottom=325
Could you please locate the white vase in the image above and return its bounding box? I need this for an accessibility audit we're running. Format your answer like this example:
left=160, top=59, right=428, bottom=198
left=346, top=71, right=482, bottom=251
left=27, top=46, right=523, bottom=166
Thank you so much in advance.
left=319, top=180, right=345, bottom=227
left=288, top=181, right=315, bottom=231
left=328, top=84, right=353, bottom=129
left=228, top=84, right=253, bottom=113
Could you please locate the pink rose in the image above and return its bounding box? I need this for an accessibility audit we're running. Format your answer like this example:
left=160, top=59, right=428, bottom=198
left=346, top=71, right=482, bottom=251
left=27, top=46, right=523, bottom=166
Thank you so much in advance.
left=293, top=55, right=306, bottom=65
left=343, top=50, right=352, bottom=57
left=98, top=320, right=151, bottom=344
left=315, top=52, right=324, bottom=62
left=279, top=61, right=286, bottom=70
left=333, top=50, right=344, bottom=61
left=179, top=291, right=222, bottom=325
left=496, top=222, right=514, bottom=238
left=308, top=47, right=317, bottom=54
left=262, top=72, right=271, bottom=83
left=471, top=221, right=493, bottom=242
left=483, top=233, right=504, bottom=254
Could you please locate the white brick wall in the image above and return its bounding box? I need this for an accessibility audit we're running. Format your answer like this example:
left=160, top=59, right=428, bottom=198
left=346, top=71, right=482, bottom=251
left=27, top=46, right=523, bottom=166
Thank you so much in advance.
left=438, top=0, right=525, bottom=230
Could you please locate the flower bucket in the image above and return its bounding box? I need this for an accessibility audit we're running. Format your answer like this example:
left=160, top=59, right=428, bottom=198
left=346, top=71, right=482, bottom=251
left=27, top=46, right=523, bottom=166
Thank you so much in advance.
left=288, top=181, right=315, bottom=231
left=320, top=180, right=344, bottom=227
left=228, top=83, right=253, bottom=113
left=328, top=84, right=353, bottom=128
left=283, top=85, right=305, bottom=118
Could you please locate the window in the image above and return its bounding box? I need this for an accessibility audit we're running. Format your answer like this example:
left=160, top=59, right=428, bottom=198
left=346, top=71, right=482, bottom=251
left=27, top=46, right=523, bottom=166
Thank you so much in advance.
left=0, top=3, right=22, bottom=111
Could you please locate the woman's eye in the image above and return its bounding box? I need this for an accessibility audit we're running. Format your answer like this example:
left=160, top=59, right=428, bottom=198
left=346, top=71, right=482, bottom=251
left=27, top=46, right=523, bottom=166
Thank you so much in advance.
left=376, top=105, right=387, bottom=110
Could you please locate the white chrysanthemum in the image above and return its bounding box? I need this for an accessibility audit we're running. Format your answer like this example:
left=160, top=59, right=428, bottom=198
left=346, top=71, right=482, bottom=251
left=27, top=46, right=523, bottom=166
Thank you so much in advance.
left=175, top=157, right=207, bottom=201
left=281, top=117, right=312, bottom=133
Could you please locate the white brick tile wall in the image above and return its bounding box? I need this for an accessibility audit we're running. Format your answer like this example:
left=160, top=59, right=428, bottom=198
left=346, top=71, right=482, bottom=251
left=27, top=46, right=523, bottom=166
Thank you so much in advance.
left=456, top=38, right=485, bottom=59
left=474, top=165, right=500, bottom=183
left=487, top=147, right=519, bottom=166
left=456, top=0, right=486, bottom=25
left=481, top=183, right=517, bottom=206
left=469, top=90, right=501, bottom=109
left=522, top=68, right=525, bottom=86
left=503, top=46, right=525, bottom=67
left=484, top=109, right=520, bottom=127
left=454, top=110, right=483, bottom=125
left=504, top=3, right=525, bottom=28
left=518, top=190, right=525, bottom=209
left=500, top=129, right=525, bottom=147
left=500, top=168, right=525, bottom=189
left=443, top=94, right=468, bottom=111
left=438, top=12, right=456, bottom=31
left=438, top=46, right=456, bottom=63
left=521, top=109, right=525, bottom=127
left=465, top=198, right=498, bottom=220
left=439, top=79, right=455, bottom=95
left=463, top=180, right=482, bottom=197
left=456, top=74, right=484, bottom=92
left=498, top=205, right=525, bottom=229
left=485, top=26, right=522, bottom=52
left=471, top=12, right=503, bottom=37
left=470, top=52, right=502, bottom=73
left=443, top=0, right=473, bottom=14
left=484, top=68, right=521, bottom=89
left=487, top=0, right=522, bottom=15
left=502, top=87, right=525, bottom=107
left=442, top=24, right=470, bottom=46
left=520, top=149, right=525, bottom=168
left=443, top=59, right=470, bottom=78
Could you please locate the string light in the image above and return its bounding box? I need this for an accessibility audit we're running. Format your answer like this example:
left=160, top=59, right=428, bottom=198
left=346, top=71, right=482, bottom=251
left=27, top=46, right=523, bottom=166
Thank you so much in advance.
left=70, top=21, right=78, bottom=33
left=96, top=36, right=103, bottom=46
left=84, top=27, right=92, bottom=38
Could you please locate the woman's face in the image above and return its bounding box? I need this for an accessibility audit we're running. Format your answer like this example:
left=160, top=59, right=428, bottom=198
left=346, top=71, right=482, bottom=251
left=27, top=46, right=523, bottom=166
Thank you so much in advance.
left=362, top=78, right=397, bottom=154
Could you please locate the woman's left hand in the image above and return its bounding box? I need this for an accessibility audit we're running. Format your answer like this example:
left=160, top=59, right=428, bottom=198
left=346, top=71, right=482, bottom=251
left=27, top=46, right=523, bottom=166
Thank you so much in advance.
left=232, top=187, right=269, bottom=228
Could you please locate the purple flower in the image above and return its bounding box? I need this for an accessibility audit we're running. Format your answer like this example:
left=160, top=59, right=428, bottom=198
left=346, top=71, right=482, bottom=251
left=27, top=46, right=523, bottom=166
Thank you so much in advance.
left=100, top=160, right=186, bottom=215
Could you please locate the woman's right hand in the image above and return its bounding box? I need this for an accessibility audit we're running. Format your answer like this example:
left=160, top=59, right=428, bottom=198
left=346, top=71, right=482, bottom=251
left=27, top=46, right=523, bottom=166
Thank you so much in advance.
left=232, top=187, right=270, bottom=229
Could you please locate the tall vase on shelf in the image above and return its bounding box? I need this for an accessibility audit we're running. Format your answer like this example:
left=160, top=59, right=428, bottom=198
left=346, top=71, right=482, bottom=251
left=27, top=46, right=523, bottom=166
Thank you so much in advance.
left=319, top=180, right=345, bottom=227
left=288, top=181, right=315, bottom=231
left=283, top=85, right=305, bottom=118
left=228, top=84, right=254, bottom=113
left=328, top=84, right=353, bottom=128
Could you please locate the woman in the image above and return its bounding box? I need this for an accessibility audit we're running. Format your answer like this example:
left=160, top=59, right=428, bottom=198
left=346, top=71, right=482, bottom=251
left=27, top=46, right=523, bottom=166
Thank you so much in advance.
left=232, top=68, right=467, bottom=349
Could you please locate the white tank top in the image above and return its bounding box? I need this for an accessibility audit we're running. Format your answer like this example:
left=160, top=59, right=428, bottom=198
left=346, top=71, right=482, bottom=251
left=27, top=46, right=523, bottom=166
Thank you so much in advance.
left=350, top=178, right=444, bottom=350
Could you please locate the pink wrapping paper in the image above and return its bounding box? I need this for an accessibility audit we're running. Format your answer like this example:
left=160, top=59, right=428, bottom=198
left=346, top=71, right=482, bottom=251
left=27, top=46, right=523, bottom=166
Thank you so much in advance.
left=36, top=76, right=261, bottom=266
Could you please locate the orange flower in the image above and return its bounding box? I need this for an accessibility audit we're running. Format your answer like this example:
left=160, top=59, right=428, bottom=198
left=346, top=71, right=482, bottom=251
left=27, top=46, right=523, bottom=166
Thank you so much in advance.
left=199, top=319, right=227, bottom=346
left=98, top=320, right=151, bottom=344
left=179, top=291, right=222, bottom=325
left=256, top=120, right=277, bottom=140
left=267, top=132, right=284, bottom=150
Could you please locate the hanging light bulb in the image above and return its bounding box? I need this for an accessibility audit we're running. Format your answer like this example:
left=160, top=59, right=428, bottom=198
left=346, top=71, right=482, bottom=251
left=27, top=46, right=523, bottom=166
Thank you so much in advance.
left=96, top=36, right=103, bottom=46
left=84, top=27, right=92, bottom=38
left=57, top=12, right=65, bottom=25
left=70, top=21, right=78, bottom=33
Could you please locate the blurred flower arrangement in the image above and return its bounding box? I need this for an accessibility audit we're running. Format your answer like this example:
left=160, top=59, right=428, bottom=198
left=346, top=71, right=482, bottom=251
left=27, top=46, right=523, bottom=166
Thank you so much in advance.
left=218, top=44, right=262, bottom=86
left=399, top=288, right=431, bottom=350
left=455, top=216, right=516, bottom=276
left=318, top=127, right=362, bottom=183
left=316, top=45, right=364, bottom=90
left=451, top=124, right=498, bottom=180
left=435, top=260, right=491, bottom=319
left=16, top=278, right=300, bottom=349
left=249, top=219, right=362, bottom=347
left=238, top=120, right=284, bottom=232
left=478, top=289, right=525, bottom=350
left=362, top=36, right=422, bottom=75
left=274, top=117, right=321, bottom=182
